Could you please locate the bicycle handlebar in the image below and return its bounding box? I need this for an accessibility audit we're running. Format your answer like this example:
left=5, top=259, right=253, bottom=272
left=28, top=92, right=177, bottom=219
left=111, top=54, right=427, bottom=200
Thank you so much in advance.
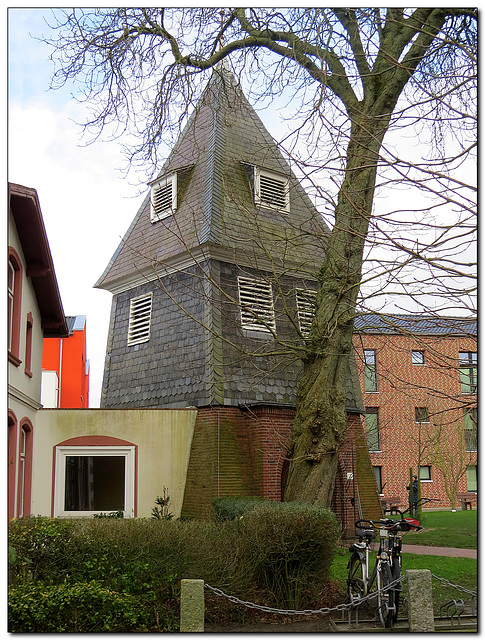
left=355, top=516, right=422, bottom=533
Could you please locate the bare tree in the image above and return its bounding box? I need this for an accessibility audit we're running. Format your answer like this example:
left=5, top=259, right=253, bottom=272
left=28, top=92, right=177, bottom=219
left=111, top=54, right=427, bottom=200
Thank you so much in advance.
left=42, top=8, right=477, bottom=506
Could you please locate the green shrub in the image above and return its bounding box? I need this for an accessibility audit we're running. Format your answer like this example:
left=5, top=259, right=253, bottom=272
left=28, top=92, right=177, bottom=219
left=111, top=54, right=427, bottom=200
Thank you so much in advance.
left=212, top=496, right=265, bottom=521
left=8, top=516, right=76, bottom=585
left=8, top=507, right=341, bottom=629
left=8, top=581, right=177, bottom=632
left=239, top=501, right=339, bottom=609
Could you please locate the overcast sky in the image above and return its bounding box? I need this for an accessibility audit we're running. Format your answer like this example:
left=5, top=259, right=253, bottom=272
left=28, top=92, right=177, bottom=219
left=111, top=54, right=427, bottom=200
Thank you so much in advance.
left=7, top=8, right=293, bottom=407
left=8, top=8, right=154, bottom=406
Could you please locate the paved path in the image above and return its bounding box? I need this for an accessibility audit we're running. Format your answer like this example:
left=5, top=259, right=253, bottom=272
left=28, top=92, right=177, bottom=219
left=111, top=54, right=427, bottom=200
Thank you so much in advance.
left=402, top=544, right=477, bottom=559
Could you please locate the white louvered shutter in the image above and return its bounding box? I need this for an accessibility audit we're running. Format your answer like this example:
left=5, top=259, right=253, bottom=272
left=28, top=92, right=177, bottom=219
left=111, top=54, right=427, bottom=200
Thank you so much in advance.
left=238, top=276, right=276, bottom=332
left=296, top=289, right=316, bottom=336
left=151, top=174, right=177, bottom=222
left=255, top=168, right=289, bottom=212
left=128, top=294, right=153, bottom=345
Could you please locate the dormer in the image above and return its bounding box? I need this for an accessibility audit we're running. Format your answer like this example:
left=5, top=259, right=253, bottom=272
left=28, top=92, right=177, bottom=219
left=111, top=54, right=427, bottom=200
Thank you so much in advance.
left=242, top=163, right=290, bottom=213
left=148, top=164, right=195, bottom=223
left=149, top=173, right=177, bottom=222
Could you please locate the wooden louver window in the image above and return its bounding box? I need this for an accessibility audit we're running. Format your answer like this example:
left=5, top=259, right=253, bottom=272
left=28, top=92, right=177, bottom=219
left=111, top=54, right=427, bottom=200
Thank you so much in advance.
left=255, top=168, right=289, bottom=212
left=150, top=174, right=177, bottom=222
left=296, top=289, right=316, bottom=336
left=238, top=276, right=275, bottom=332
left=128, top=294, right=152, bottom=346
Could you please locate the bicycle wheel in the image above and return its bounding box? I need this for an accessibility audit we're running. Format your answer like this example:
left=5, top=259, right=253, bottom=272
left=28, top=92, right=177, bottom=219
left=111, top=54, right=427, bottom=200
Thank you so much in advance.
left=347, top=552, right=367, bottom=603
left=391, top=557, right=402, bottom=622
left=376, top=562, right=395, bottom=628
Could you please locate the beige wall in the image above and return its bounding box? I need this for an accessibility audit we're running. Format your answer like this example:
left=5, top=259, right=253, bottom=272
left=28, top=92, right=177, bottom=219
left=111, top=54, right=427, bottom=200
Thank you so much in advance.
left=33, top=409, right=197, bottom=518
left=8, top=214, right=44, bottom=409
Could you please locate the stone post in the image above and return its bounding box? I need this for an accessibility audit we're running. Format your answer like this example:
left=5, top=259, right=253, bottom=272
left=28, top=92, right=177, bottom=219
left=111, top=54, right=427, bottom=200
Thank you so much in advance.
left=180, top=579, right=204, bottom=632
left=406, top=569, right=434, bottom=632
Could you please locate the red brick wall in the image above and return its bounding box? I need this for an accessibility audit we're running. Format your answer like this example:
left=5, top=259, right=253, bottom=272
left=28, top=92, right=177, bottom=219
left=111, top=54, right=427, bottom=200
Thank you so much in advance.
left=182, top=404, right=381, bottom=530
left=353, top=332, right=477, bottom=509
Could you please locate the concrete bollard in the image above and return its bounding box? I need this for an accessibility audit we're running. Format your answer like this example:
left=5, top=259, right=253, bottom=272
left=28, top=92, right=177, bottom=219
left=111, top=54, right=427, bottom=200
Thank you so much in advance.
left=180, top=579, right=204, bottom=632
left=406, top=569, right=435, bottom=632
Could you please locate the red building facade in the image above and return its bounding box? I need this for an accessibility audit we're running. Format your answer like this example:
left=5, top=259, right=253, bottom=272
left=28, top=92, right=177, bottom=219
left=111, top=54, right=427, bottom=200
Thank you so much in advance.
left=42, top=315, right=90, bottom=408
left=353, top=314, right=477, bottom=510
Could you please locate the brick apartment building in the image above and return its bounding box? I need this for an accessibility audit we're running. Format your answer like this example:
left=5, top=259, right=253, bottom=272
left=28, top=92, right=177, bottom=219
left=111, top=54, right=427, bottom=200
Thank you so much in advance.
left=353, top=314, right=477, bottom=510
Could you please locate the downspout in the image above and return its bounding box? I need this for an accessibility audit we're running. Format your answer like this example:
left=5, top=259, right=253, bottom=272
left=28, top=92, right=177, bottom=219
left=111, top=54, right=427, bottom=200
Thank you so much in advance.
left=58, top=338, right=63, bottom=408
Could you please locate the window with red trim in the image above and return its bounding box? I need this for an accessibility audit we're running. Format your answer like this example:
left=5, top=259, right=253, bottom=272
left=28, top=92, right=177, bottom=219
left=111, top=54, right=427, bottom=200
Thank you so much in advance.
left=25, top=312, right=33, bottom=377
left=17, top=420, right=33, bottom=517
left=8, top=412, right=17, bottom=520
left=8, top=248, right=23, bottom=366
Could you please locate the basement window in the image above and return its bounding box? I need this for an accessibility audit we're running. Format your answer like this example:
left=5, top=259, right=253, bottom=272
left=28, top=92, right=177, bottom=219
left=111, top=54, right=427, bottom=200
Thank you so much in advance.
left=54, top=446, right=135, bottom=517
left=296, top=289, right=316, bottom=336
left=150, top=173, right=177, bottom=222
left=238, top=276, right=276, bottom=333
left=127, top=293, right=152, bottom=346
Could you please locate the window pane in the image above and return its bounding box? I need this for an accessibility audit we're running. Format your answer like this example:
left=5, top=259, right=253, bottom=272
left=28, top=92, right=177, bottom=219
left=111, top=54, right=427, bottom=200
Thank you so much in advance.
left=459, top=352, right=477, bottom=394
left=464, top=408, right=477, bottom=451
left=363, top=350, right=377, bottom=392
left=419, top=466, right=431, bottom=481
left=365, top=409, right=380, bottom=451
left=65, top=456, right=125, bottom=511
left=412, top=351, right=424, bottom=365
left=466, top=466, right=477, bottom=492
left=415, top=407, right=429, bottom=423
left=373, top=466, right=382, bottom=492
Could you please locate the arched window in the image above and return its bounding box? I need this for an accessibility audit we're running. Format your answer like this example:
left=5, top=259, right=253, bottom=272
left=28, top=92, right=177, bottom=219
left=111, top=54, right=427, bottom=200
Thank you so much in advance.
left=8, top=411, right=17, bottom=520
left=24, top=312, right=33, bottom=377
left=8, top=248, right=23, bottom=366
left=17, top=419, right=33, bottom=517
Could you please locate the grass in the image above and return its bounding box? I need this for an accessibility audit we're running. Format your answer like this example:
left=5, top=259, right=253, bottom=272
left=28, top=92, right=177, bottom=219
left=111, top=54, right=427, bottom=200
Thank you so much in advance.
left=330, top=550, right=477, bottom=616
left=401, top=509, right=477, bottom=549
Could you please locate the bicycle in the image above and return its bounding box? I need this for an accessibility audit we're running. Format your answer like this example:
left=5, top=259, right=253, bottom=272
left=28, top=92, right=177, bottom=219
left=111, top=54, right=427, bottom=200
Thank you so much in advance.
left=347, top=511, right=421, bottom=628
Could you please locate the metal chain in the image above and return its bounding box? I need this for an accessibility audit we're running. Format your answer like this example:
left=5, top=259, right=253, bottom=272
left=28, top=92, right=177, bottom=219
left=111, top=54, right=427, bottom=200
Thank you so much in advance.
left=205, top=574, right=405, bottom=617
left=432, top=574, right=477, bottom=598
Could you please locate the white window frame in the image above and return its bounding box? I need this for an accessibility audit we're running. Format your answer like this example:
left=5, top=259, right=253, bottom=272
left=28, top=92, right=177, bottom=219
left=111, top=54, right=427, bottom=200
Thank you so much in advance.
left=127, top=293, right=153, bottom=346
left=238, top=276, right=276, bottom=333
left=296, top=289, right=316, bottom=336
left=254, top=167, right=289, bottom=213
left=54, top=445, right=135, bottom=518
left=150, top=173, right=177, bottom=222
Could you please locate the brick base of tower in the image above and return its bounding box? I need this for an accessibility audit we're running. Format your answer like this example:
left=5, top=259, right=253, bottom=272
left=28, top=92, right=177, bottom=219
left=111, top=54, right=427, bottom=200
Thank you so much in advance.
left=181, top=405, right=382, bottom=532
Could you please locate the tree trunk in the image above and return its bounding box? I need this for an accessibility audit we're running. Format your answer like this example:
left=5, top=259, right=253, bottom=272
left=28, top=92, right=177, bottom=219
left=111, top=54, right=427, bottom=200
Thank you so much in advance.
left=284, top=115, right=390, bottom=505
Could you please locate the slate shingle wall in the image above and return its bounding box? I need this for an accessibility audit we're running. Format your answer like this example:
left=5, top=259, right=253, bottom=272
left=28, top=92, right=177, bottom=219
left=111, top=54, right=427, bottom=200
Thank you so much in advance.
left=219, top=261, right=306, bottom=405
left=102, top=267, right=211, bottom=408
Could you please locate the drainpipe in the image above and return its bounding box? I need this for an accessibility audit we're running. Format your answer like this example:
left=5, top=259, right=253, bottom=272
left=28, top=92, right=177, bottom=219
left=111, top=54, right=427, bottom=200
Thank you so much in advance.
left=58, top=338, right=63, bottom=408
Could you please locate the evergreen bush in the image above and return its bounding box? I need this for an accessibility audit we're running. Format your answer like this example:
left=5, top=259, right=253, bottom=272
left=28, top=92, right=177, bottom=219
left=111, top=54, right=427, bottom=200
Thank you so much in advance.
left=212, top=496, right=265, bottom=521
left=8, top=506, right=340, bottom=629
left=239, top=501, right=340, bottom=609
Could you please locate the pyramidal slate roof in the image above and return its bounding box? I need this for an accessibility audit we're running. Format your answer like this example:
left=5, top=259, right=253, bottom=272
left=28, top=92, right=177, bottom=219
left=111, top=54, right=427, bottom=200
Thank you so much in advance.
left=95, top=64, right=330, bottom=292
left=354, top=313, right=477, bottom=336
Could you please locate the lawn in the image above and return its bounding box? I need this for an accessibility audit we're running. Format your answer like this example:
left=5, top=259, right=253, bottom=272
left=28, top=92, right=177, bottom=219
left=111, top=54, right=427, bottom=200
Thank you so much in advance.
left=401, top=509, right=477, bottom=549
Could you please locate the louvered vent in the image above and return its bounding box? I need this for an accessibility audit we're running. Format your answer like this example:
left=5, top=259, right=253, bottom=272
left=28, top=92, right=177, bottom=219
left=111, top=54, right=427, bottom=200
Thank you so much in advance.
left=238, top=276, right=276, bottom=332
left=296, top=289, right=316, bottom=336
left=256, top=168, right=289, bottom=212
left=150, top=174, right=176, bottom=222
left=127, top=294, right=153, bottom=345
